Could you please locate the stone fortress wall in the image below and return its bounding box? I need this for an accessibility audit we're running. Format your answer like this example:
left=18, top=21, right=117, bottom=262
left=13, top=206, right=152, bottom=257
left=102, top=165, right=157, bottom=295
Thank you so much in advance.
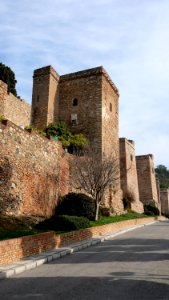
left=136, top=155, right=161, bottom=210
left=31, top=65, right=124, bottom=213
left=0, top=80, right=31, bottom=128
left=119, top=138, right=143, bottom=213
left=160, top=189, right=169, bottom=215
left=0, top=120, right=69, bottom=217
left=0, top=64, right=164, bottom=216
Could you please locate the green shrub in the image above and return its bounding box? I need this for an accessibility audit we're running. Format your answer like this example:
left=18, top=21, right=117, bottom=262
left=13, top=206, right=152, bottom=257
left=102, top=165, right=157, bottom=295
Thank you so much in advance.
left=45, top=122, right=88, bottom=152
left=69, top=133, right=88, bottom=153
left=57, top=193, right=96, bottom=221
left=25, top=125, right=46, bottom=137
left=0, top=115, right=6, bottom=121
left=45, top=122, right=72, bottom=147
left=144, top=204, right=160, bottom=216
left=36, top=215, right=90, bottom=232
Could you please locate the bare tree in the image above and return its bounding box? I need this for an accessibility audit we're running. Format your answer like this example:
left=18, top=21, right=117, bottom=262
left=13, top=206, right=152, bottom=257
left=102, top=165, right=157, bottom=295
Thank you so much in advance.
left=71, top=150, right=120, bottom=220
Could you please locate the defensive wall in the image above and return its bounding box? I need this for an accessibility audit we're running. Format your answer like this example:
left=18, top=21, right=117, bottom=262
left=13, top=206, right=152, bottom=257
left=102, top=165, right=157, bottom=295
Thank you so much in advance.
left=0, top=64, right=163, bottom=216
left=160, top=189, right=169, bottom=215
left=0, top=80, right=31, bottom=127
left=136, top=155, right=160, bottom=209
left=119, top=138, right=143, bottom=213
left=31, top=65, right=123, bottom=212
left=0, top=118, right=123, bottom=217
left=0, top=119, right=69, bottom=217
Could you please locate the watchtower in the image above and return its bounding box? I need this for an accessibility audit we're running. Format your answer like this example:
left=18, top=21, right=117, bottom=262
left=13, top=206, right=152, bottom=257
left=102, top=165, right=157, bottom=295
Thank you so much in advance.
left=31, top=65, right=120, bottom=160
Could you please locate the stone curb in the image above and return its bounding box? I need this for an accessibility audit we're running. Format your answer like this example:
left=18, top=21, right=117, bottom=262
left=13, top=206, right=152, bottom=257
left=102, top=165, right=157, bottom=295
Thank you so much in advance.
left=0, top=220, right=157, bottom=280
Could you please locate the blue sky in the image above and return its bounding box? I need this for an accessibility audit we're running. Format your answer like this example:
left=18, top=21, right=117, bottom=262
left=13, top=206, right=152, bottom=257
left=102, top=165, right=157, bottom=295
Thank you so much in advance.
left=1, top=0, right=169, bottom=167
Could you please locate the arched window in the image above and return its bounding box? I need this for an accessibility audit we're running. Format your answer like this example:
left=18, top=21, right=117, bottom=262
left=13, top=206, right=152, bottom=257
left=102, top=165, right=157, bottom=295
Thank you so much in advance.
left=73, top=98, right=78, bottom=106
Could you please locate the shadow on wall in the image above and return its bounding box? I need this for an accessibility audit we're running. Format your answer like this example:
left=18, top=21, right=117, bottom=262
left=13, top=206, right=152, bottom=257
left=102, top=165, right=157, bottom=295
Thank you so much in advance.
left=13, top=227, right=94, bottom=266
left=0, top=157, right=21, bottom=214
left=21, top=170, right=60, bottom=217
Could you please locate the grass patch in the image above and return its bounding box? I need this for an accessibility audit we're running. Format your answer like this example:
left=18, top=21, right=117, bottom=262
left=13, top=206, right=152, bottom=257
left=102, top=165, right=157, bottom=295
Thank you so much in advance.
left=0, top=212, right=149, bottom=241
left=90, top=212, right=148, bottom=227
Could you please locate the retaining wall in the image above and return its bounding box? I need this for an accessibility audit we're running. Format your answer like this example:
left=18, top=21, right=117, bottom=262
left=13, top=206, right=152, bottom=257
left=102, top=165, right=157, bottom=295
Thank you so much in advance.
left=0, top=216, right=165, bottom=265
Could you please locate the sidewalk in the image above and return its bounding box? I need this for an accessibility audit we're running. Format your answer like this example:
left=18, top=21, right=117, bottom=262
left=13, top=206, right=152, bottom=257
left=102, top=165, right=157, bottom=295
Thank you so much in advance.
left=0, top=220, right=157, bottom=280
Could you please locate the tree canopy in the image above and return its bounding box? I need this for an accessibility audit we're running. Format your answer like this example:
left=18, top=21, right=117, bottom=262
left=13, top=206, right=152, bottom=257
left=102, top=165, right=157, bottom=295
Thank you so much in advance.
left=0, top=63, right=17, bottom=96
left=155, top=164, right=169, bottom=188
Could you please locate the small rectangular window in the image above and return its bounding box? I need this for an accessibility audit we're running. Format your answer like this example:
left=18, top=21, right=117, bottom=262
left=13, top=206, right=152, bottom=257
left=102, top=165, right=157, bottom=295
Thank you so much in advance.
left=71, top=113, right=78, bottom=125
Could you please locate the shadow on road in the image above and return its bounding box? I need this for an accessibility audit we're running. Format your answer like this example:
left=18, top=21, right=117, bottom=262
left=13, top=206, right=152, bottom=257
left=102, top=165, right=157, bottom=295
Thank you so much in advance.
left=47, top=236, right=169, bottom=264
left=0, top=273, right=169, bottom=300
left=0, top=222, right=169, bottom=299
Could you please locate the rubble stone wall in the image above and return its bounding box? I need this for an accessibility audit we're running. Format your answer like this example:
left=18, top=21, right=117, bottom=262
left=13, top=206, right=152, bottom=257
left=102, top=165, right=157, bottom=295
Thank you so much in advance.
left=0, top=120, right=69, bottom=217
left=0, top=80, right=31, bottom=127
left=136, top=155, right=159, bottom=208
left=119, top=138, right=143, bottom=213
left=160, top=189, right=169, bottom=215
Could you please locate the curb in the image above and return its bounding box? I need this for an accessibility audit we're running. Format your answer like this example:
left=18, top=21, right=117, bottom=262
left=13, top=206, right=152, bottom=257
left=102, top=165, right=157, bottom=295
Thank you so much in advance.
left=0, top=220, right=157, bottom=279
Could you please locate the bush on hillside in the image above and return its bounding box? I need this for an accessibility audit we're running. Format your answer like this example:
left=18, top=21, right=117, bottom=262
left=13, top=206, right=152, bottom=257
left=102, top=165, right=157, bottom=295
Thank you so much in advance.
left=56, top=193, right=96, bottom=221
left=36, top=215, right=90, bottom=232
left=144, top=204, right=160, bottom=216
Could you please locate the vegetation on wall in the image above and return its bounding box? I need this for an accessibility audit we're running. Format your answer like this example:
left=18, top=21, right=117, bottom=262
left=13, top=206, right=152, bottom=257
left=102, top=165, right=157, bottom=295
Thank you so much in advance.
left=25, top=125, right=47, bottom=137
left=0, top=63, right=17, bottom=96
left=0, top=115, right=7, bottom=122
left=155, top=164, right=169, bottom=188
left=45, top=121, right=88, bottom=152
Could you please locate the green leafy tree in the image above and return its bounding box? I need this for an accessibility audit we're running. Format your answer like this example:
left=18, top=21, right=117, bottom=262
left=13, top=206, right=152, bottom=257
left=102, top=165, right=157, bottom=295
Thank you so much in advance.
left=155, top=164, right=169, bottom=188
left=0, top=63, right=17, bottom=96
left=69, top=133, right=88, bottom=153
left=45, top=121, right=72, bottom=148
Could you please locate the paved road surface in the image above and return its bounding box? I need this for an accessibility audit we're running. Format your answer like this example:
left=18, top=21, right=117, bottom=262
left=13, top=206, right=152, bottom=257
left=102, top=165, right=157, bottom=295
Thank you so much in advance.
left=0, top=220, right=169, bottom=300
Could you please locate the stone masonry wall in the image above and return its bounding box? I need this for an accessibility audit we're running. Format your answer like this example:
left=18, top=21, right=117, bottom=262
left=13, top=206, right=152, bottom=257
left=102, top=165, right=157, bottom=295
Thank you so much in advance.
left=31, top=66, right=124, bottom=214
left=102, top=68, right=119, bottom=158
left=0, top=80, right=6, bottom=115
left=0, top=80, right=31, bottom=127
left=136, top=155, right=159, bottom=208
left=31, top=66, right=60, bottom=129
left=119, top=138, right=143, bottom=213
left=101, top=73, right=123, bottom=213
left=59, top=67, right=103, bottom=157
left=160, top=189, right=169, bottom=215
left=0, top=120, right=69, bottom=217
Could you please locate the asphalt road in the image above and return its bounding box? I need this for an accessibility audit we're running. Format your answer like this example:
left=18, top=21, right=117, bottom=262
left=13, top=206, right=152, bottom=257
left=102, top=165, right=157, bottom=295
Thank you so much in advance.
left=0, top=220, right=169, bottom=300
